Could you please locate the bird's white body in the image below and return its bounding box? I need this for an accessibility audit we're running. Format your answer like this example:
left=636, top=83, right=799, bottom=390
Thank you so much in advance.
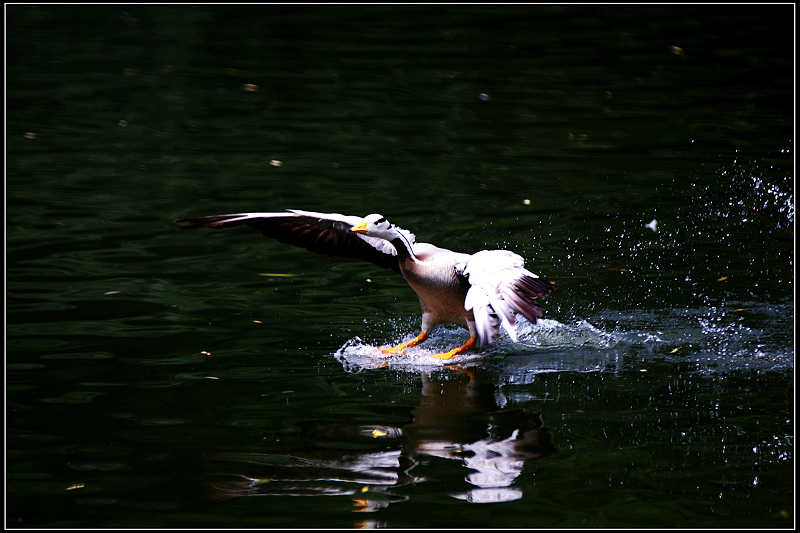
left=400, top=243, right=474, bottom=338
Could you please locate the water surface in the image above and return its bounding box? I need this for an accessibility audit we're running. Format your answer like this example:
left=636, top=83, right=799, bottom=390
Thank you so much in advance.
left=6, top=5, right=794, bottom=529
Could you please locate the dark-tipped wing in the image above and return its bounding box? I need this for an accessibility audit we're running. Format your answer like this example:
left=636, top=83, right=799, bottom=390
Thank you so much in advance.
left=460, top=250, right=556, bottom=346
left=179, top=210, right=402, bottom=272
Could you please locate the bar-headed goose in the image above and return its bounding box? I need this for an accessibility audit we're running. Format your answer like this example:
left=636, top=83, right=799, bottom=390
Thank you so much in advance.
left=180, top=210, right=556, bottom=359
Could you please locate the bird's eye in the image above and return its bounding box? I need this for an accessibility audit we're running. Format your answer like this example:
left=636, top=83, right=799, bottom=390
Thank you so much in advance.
left=376, top=217, right=387, bottom=225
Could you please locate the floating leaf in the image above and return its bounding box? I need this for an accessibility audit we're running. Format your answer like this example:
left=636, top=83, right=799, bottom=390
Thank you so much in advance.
left=717, top=276, right=728, bottom=281
left=66, top=483, right=85, bottom=491
left=104, top=290, right=120, bottom=296
left=669, top=348, right=680, bottom=354
left=371, top=429, right=387, bottom=438
left=252, top=320, right=263, bottom=324
left=258, top=272, right=297, bottom=278
left=200, top=350, right=212, bottom=356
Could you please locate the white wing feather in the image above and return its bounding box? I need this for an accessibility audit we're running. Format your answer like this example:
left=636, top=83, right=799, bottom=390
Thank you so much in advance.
left=462, top=250, right=541, bottom=346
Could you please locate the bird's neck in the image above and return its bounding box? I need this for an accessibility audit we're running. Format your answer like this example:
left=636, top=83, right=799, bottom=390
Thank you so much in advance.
left=389, top=229, right=416, bottom=261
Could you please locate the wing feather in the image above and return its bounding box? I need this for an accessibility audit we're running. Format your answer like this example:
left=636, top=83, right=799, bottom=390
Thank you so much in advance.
left=178, top=210, right=406, bottom=272
left=461, top=250, right=556, bottom=346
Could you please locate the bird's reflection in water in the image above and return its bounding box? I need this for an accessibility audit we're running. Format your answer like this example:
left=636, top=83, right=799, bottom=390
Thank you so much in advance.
left=406, top=367, right=554, bottom=504
left=204, top=366, right=554, bottom=517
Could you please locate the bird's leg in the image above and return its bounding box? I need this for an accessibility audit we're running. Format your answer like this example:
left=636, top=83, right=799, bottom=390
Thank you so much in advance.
left=431, top=336, right=476, bottom=360
left=381, top=331, right=428, bottom=355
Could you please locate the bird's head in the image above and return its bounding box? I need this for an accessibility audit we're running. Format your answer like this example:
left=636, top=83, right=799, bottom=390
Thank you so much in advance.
left=351, top=213, right=394, bottom=239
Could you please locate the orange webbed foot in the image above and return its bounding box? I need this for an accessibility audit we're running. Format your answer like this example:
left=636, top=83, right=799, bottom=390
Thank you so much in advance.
left=430, top=336, right=476, bottom=360
left=380, top=345, right=405, bottom=355
left=380, top=331, right=428, bottom=355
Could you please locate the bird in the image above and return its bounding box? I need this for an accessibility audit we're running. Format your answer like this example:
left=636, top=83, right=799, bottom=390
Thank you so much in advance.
left=179, top=209, right=556, bottom=359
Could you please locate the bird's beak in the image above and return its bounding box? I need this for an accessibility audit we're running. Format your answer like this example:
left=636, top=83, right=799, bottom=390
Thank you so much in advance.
left=351, top=221, right=368, bottom=234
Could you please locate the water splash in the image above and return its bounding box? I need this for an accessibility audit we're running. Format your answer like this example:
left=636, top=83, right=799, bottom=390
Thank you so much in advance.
left=513, top=318, right=619, bottom=350
left=595, top=301, right=793, bottom=374
left=553, top=148, right=794, bottom=312
left=659, top=303, right=794, bottom=374
left=333, top=318, right=630, bottom=374
left=333, top=302, right=793, bottom=376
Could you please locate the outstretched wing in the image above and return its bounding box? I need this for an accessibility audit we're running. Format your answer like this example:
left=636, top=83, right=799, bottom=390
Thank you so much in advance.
left=460, top=250, right=556, bottom=346
left=178, top=209, right=413, bottom=272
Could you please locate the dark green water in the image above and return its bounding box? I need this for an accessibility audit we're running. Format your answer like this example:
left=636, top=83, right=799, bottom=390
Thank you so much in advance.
left=6, top=5, right=794, bottom=529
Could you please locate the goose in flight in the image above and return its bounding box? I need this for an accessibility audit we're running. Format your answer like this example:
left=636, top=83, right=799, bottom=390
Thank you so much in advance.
left=179, top=210, right=556, bottom=359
